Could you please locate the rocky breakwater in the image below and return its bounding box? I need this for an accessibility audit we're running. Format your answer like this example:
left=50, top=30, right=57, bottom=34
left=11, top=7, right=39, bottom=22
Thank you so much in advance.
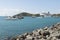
left=9, top=23, right=60, bottom=40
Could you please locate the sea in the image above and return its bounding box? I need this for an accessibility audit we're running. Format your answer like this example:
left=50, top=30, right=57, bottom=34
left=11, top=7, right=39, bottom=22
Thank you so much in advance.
left=0, top=16, right=60, bottom=40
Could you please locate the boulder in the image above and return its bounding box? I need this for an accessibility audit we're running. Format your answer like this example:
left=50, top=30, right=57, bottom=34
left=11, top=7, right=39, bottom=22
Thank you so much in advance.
left=26, top=35, right=34, bottom=40
left=43, top=31, right=50, bottom=37
left=44, top=27, right=48, bottom=30
left=56, top=35, right=60, bottom=39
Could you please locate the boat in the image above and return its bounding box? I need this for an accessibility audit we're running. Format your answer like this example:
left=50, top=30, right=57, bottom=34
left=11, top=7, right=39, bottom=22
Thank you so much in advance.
left=5, top=16, right=17, bottom=20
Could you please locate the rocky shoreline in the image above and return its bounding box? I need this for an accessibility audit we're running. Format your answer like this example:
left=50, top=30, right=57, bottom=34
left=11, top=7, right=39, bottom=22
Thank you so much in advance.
left=6, top=23, right=60, bottom=40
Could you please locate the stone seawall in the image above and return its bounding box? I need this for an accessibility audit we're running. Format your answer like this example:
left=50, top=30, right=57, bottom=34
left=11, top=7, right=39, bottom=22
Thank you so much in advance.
left=6, top=23, right=60, bottom=40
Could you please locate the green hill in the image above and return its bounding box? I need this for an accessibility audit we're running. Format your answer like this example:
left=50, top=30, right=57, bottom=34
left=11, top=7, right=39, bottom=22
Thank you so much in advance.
left=13, top=12, right=40, bottom=18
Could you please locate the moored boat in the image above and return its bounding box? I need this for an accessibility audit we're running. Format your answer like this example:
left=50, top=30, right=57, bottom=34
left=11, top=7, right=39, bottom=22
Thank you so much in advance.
left=5, top=16, right=17, bottom=20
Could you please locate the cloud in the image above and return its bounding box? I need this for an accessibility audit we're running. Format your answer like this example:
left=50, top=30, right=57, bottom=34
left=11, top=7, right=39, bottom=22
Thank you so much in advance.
left=0, top=8, right=21, bottom=16
left=0, top=8, right=40, bottom=16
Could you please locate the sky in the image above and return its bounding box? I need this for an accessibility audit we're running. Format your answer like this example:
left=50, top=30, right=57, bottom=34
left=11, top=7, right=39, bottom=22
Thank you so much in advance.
left=0, top=0, right=60, bottom=16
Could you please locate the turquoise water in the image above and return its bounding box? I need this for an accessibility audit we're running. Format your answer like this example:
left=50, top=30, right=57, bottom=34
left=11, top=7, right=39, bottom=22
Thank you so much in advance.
left=0, top=17, right=60, bottom=40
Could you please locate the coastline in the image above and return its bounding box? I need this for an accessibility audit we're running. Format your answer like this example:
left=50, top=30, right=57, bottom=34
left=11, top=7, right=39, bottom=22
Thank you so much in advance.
left=6, top=23, right=60, bottom=40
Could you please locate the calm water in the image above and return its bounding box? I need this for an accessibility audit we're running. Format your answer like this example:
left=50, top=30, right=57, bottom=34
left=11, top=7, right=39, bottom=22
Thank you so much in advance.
left=0, top=16, right=60, bottom=40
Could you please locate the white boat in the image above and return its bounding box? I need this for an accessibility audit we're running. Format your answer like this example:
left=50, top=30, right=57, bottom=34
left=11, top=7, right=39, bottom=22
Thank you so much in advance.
left=5, top=16, right=17, bottom=20
left=5, top=18, right=17, bottom=20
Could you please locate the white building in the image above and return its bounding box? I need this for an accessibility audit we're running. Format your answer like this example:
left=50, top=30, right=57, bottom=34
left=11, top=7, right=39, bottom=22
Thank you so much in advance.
left=41, top=12, right=52, bottom=17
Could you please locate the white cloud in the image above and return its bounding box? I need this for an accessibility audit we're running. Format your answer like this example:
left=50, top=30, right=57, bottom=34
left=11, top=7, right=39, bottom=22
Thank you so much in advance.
left=0, top=8, right=59, bottom=16
left=0, top=8, right=41, bottom=16
left=0, top=8, right=21, bottom=16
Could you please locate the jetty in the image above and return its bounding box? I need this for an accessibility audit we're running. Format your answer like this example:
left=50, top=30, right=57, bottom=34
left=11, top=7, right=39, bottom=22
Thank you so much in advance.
left=5, top=23, right=60, bottom=40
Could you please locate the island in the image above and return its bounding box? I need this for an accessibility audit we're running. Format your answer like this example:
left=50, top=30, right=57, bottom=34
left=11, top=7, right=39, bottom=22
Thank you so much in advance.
left=51, top=14, right=60, bottom=17
left=12, top=12, right=40, bottom=18
left=5, top=12, right=60, bottom=20
left=5, top=12, right=41, bottom=20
